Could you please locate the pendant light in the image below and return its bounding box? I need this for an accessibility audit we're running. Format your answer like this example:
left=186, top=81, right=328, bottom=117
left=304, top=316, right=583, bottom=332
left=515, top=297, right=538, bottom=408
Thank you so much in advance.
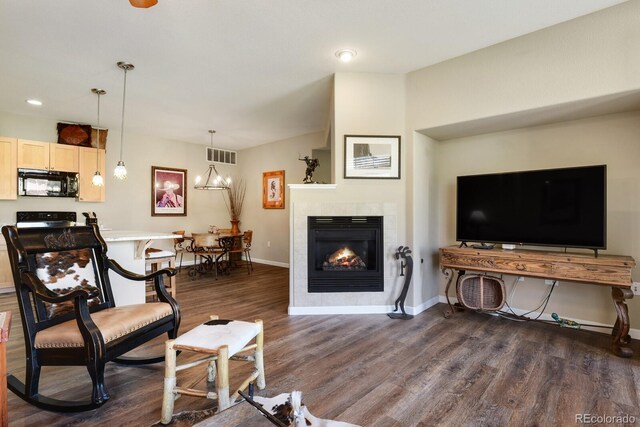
left=129, top=0, right=158, bottom=8
left=91, top=88, right=106, bottom=187
left=194, top=130, right=231, bottom=190
left=114, top=61, right=134, bottom=180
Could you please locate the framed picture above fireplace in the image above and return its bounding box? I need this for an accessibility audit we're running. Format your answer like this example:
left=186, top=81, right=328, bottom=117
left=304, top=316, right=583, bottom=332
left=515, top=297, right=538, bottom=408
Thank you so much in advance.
left=344, top=135, right=401, bottom=179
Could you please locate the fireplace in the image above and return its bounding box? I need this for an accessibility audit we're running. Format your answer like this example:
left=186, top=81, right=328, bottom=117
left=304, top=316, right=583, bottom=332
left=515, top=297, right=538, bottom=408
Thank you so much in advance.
left=307, top=216, right=383, bottom=292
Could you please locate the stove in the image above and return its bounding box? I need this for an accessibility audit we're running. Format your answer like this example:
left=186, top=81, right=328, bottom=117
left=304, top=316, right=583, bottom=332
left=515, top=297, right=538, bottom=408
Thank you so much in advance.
left=16, top=211, right=77, bottom=228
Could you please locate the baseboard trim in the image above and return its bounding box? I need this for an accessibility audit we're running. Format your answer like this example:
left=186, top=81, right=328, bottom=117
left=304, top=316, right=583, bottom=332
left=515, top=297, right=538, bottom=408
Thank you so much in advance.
left=177, top=258, right=288, bottom=269
left=289, top=305, right=392, bottom=315
left=288, top=296, right=440, bottom=316
left=437, top=296, right=640, bottom=340
left=251, top=258, right=289, bottom=268
left=407, top=295, right=441, bottom=315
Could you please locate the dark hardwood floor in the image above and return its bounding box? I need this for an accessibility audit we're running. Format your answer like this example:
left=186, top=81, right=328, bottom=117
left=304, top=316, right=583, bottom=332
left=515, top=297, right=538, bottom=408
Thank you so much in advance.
left=1, top=263, right=639, bottom=426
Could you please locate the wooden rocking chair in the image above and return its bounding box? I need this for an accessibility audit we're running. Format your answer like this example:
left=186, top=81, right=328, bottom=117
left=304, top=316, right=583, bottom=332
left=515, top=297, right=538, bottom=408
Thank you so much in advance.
left=1, top=225, right=181, bottom=412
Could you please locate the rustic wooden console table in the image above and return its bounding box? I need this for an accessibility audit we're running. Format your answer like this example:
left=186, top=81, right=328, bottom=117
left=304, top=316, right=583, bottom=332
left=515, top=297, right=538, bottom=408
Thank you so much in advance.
left=439, top=246, right=636, bottom=358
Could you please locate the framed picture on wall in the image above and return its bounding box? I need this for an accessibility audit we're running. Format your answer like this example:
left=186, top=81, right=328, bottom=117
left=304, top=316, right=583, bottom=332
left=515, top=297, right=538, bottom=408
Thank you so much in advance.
left=152, top=166, right=187, bottom=216
left=263, top=170, right=285, bottom=209
left=344, top=135, right=401, bottom=179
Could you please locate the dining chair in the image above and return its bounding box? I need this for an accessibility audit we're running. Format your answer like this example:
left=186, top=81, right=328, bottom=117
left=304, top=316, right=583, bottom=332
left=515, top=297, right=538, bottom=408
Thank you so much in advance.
left=145, top=248, right=177, bottom=300
left=172, top=230, right=187, bottom=271
left=190, top=233, right=223, bottom=280
left=220, top=232, right=252, bottom=275
left=242, top=230, right=253, bottom=272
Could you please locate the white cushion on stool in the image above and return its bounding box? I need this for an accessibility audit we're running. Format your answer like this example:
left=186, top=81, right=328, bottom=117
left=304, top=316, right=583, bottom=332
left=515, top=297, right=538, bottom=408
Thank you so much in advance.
left=174, top=320, right=260, bottom=357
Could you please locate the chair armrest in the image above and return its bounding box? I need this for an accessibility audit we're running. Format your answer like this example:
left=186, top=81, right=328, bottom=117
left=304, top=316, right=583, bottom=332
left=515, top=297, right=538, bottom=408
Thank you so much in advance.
left=108, top=259, right=177, bottom=282
left=21, top=272, right=100, bottom=304
left=108, top=259, right=178, bottom=311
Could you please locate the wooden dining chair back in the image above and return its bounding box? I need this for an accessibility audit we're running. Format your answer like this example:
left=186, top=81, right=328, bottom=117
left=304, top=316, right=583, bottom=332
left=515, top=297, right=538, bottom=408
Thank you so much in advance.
left=1, top=224, right=180, bottom=412
left=190, top=233, right=223, bottom=280
left=219, top=232, right=252, bottom=275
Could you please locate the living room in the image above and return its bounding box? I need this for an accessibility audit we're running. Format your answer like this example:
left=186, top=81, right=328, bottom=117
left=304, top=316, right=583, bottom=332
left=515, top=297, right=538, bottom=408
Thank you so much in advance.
left=1, top=1, right=639, bottom=425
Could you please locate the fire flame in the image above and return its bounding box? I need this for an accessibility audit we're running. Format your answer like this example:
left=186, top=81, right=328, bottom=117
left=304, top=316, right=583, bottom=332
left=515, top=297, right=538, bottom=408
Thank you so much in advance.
left=324, top=246, right=367, bottom=270
left=337, top=248, right=355, bottom=259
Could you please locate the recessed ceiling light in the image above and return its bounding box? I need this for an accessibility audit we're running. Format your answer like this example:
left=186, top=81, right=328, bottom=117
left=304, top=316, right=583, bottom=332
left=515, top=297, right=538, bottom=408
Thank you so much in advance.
left=26, top=99, right=43, bottom=106
left=335, top=49, right=357, bottom=62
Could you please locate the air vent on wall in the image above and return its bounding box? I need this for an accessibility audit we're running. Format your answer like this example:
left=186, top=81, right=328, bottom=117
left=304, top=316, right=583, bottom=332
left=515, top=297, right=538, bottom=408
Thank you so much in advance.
left=206, top=147, right=237, bottom=165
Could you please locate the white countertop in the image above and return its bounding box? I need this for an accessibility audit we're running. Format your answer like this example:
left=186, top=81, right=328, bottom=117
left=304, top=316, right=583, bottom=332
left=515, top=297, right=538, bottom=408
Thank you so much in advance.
left=101, top=230, right=179, bottom=242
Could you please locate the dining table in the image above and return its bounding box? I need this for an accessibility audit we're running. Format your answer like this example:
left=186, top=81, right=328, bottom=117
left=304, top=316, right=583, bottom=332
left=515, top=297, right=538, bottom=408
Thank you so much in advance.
left=185, top=232, right=244, bottom=278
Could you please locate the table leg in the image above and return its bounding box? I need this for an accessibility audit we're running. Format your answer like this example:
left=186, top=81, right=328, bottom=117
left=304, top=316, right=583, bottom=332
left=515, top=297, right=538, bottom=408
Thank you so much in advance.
left=611, top=287, right=634, bottom=358
left=442, top=268, right=455, bottom=318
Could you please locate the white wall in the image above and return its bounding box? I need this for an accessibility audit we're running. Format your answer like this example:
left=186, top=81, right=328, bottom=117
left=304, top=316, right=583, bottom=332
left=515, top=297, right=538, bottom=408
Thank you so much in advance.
left=288, top=72, right=408, bottom=311
left=407, top=131, right=440, bottom=308
left=237, top=131, right=326, bottom=265
left=332, top=72, right=407, bottom=307
left=406, top=0, right=640, bottom=131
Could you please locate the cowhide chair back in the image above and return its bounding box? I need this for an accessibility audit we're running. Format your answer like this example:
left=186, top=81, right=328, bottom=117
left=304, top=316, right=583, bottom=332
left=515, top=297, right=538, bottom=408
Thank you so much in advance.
left=9, top=227, right=113, bottom=324
left=35, top=246, right=104, bottom=318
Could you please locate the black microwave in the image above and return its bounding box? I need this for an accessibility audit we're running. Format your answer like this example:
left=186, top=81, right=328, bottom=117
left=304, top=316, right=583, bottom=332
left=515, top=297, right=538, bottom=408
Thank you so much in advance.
left=18, top=169, right=79, bottom=198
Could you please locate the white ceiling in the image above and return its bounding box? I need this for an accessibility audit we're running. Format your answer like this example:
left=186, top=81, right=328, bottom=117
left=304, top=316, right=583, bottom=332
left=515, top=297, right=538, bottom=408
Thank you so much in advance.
left=0, top=0, right=627, bottom=149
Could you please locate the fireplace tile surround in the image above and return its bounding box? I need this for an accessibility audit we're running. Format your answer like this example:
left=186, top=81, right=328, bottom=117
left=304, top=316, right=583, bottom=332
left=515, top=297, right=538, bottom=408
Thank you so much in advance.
left=289, top=192, right=400, bottom=314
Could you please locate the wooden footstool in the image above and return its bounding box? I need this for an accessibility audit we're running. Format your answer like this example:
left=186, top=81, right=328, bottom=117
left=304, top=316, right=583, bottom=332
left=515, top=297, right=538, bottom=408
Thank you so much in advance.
left=160, top=315, right=265, bottom=424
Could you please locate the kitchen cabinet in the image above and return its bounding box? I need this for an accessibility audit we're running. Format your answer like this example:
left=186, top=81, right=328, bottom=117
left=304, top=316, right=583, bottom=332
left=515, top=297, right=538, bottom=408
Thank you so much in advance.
left=17, top=139, right=49, bottom=170
left=17, top=139, right=79, bottom=172
left=0, top=241, right=12, bottom=293
left=50, top=143, right=79, bottom=172
left=78, top=146, right=106, bottom=202
left=0, top=137, right=17, bottom=200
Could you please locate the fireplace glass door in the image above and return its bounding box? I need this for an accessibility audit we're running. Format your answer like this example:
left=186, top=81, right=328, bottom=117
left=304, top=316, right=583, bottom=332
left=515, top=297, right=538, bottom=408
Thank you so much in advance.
left=308, top=216, right=383, bottom=292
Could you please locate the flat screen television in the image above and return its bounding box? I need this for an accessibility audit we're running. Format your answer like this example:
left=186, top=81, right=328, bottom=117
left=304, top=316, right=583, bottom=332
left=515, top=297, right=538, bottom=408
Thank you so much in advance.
left=456, top=165, right=606, bottom=250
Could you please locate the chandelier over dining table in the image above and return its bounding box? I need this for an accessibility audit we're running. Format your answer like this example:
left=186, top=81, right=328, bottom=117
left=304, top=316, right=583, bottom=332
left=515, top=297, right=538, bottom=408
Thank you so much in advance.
left=194, top=130, right=231, bottom=190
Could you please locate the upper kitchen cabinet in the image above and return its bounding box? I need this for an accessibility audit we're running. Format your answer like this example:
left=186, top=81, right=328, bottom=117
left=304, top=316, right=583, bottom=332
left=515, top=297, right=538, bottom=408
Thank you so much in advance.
left=17, top=139, right=49, bottom=170
left=78, top=146, right=106, bottom=202
left=0, top=137, right=18, bottom=200
left=50, top=144, right=79, bottom=172
left=17, top=139, right=79, bottom=172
